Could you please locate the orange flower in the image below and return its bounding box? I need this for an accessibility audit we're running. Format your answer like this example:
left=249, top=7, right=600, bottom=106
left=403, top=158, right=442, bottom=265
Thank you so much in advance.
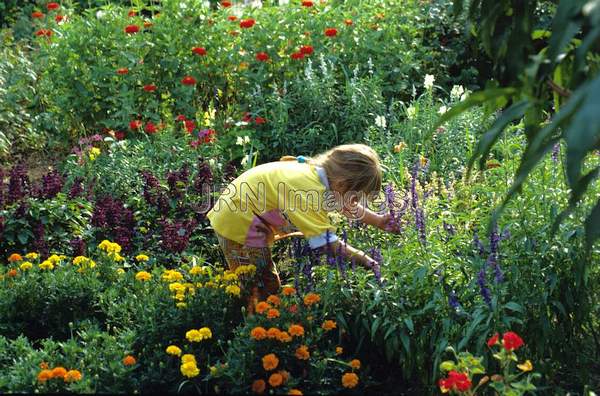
left=282, top=286, right=295, bottom=296
left=267, top=295, right=281, bottom=306
left=255, top=301, right=271, bottom=314
left=288, top=304, right=298, bottom=314
left=336, top=346, right=343, bottom=355
left=321, top=320, right=337, bottom=331
left=288, top=324, right=304, bottom=337
left=267, top=327, right=281, bottom=339
left=6, top=269, right=17, bottom=277
left=276, top=331, right=292, bottom=343
left=64, top=369, right=82, bottom=382
left=350, top=359, right=361, bottom=369
left=39, top=361, right=49, bottom=370
left=8, top=253, right=22, bottom=262
left=295, top=345, right=310, bottom=360
left=288, top=389, right=303, bottom=395
left=51, top=366, right=67, bottom=379
left=251, top=326, right=267, bottom=340
left=278, top=370, right=290, bottom=383
left=342, top=372, right=359, bottom=388
left=37, top=369, right=53, bottom=382
left=303, top=293, right=321, bottom=306
left=262, top=353, right=279, bottom=371
left=266, top=308, right=280, bottom=319
left=268, top=372, right=283, bottom=387
left=123, top=355, right=137, bottom=366
left=252, top=379, right=266, bottom=394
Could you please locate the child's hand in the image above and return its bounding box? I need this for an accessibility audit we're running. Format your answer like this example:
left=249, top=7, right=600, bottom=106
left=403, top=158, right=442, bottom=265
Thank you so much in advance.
left=378, top=213, right=402, bottom=234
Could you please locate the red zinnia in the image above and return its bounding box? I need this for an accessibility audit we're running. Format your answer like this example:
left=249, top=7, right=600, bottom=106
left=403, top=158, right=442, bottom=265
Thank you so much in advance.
left=290, top=52, right=304, bottom=60
left=124, top=25, right=140, bottom=34
left=255, top=52, right=269, bottom=62
left=242, top=112, right=252, bottom=122
left=487, top=333, right=499, bottom=347
left=176, top=114, right=187, bottom=121
left=32, top=11, right=44, bottom=18
left=184, top=120, right=196, bottom=133
left=192, top=47, right=207, bottom=56
left=144, top=122, right=157, bottom=134
left=255, top=116, right=266, bottom=125
left=221, top=0, right=232, bottom=7
left=35, top=29, right=52, bottom=37
left=324, top=28, right=337, bottom=37
left=116, top=68, right=129, bottom=75
left=502, top=331, right=524, bottom=351
left=301, top=0, right=314, bottom=6
left=47, top=2, right=60, bottom=11
left=143, top=84, right=157, bottom=92
left=129, top=120, right=142, bottom=130
left=344, top=19, right=353, bottom=26
left=181, top=76, right=197, bottom=85
left=299, top=45, right=313, bottom=55
left=128, top=10, right=137, bottom=17
left=438, top=371, right=472, bottom=393
left=227, top=15, right=237, bottom=21
left=239, top=18, right=255, bottom=28
left=115, top=130, right=126, bottom=140
left=55, top=14, right=64, bottom=23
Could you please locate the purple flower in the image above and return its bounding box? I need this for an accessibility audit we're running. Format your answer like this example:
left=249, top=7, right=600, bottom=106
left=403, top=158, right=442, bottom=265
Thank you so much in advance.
left=92, top=196, right=135, bottom=252
left=33, top=222, right=48, bottom=258
left=410, top=162, right=426, bottom=244
left=477, top=268, right=492, bottom=306
left=449, top=290, right=460, bottom=310
left=473, top=229, right=486, bottom=256
left=8, top=163, right=30, bottom=203
left=41, top=170, right=64, bottom=199
left=194, top=159, right=213, bottom=194
left=368, top=247, right=383, bottom=283
left=160, top=218, right=198, bottom=253
left=68, top=177, right=84, bottom=199
left=70, top=237, right=86, bottom=256
left=551, top=142, right=560, bottom=163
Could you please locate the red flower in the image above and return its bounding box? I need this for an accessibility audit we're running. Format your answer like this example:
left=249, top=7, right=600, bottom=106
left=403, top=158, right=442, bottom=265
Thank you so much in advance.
left=144, top=122, right=157, bottom=134
left=32, top=11, right=45, bottom=18
left=255, top=116, right=266, bottom=125
left=324, top=28, right=337, bottom=37
left=502, top=331, right=524, bottom=351
left=128, top=10, right=137, bottom=17
left=487, top=333, right=499, bottom=347
left=227, top=15, right=237, bottom=21
left=290, top=52, right=305, bottom=60
left=176, top=114, right=187, bottom=121
left=242, top=112, right=252, bottom=122
left=129, top=120, right=142, bottom=130
left=124, top=25, right=140, bottom=34
left=301, top=0, right=314, bottom=6
left=438, top=371, right=472, bottom=393
left=115, top=130, right=126, bottom=140
left=181, top=76, right=197, bottom=86
left=192, top=47, right=207, bottom=56
left=239, top=19, right=255, bottom=28
left=221, top=0, right=232, bottom=7
left=143, top=84, right=157, bottom=92
left=288, top=304, right=298, bottom=314
left=47, top=2, right=60, bottom=11
left=35, top=29, right=52, bottom=37
left=55, top=14, right=64, bottom=23
left=299, top=45, right=313, bottom=55
left=116, top=67, right=129, bottom=75
left=200, top=129, right=216, bottom=143
left=255, top=52, right=269, bottom=62
left=344, top=19, right=353, bottom=26
left=184, top=120, right=196, bottom=133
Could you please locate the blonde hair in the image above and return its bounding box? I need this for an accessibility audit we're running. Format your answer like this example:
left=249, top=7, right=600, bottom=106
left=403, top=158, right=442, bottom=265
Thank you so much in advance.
left=309, top=144, right=382, bottom=198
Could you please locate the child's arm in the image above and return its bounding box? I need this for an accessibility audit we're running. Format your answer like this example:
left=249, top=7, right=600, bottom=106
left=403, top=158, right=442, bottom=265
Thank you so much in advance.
left=328, top=240, right=378, bottom=269
left=341, top=204, right=386, bottom=230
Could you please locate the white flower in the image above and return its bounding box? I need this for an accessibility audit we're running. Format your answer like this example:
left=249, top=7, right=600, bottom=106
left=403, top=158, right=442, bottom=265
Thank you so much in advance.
left=450, top=85, right=465, bottom=101
left=374, top=115, right=387, bottom=129
left=240, top=155, right=249, bottom=167
left=236, top=136, right=244, bottom=146
left=424, top=74, right=435, bottom=90
left=438, top=105, right=448, bottom=115
left=406, top=105, right=417, bottom=120
left=208, top=159, right=216, bottom=168
left=244, top=136, right=251, bottom=144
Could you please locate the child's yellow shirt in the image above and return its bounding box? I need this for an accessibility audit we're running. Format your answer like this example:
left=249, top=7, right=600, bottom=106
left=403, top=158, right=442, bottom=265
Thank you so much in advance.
left=207, top=160, right=337, bottom=248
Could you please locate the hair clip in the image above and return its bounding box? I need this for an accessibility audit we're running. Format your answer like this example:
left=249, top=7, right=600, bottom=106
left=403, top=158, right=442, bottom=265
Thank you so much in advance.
left=296, top=155, right=307, bottom=163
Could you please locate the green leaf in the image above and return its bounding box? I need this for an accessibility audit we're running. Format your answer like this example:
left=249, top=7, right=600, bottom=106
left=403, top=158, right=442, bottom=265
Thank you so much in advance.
left=585, top=200, right=600, bottom=249
left=504, top=302, right=524, bottom=313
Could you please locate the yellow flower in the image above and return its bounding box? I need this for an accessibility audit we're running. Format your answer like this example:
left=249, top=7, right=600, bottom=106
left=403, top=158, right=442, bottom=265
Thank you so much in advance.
left=135, top=254, right=149, bottom=262
left=393, top=142, right=407, bottom=153
left=210, top=366, right=218, bottom=376
left=73, top=256, right=96, bottom=269
left=135, top=271, right=152, bottom=281
left=39, top=260, right=54, bottom=270
left=176, top=302, right=187, bottom=309
left=225, top=284, right=241, bottom=297
left=47, top=254, right=62, bottom=264
left=169, top=282, right=186, bottom=293
left=189, top=266, right=203, bottom=275
left=336, top=346, right=343, bottom=355
left=180, top=362, right=200, bottom=378
left=19, top=262, right=33, bottom=271
left=112, top=253, right=124, bottom=262
left=181, top=354, right=196, bottom=364
left=222, top=272, right=238, bottom=282
left=25, top=252, right=39, bottom=260
left=517, top=360, right=533, bottom=372
left=116, top=268, right=125, bottom=275
left=342, top=372, right=359, bottom=388
left=198, top=327, right=212, bottom=340
left=166, top=345, right=182, bottom=357
left=162, top=269, right=184, bottom=282
left=234, top=264, right=256, bottom=276
left=89, top=147, right=101, bottom=161
left=419, top=155, right=428, bottom=167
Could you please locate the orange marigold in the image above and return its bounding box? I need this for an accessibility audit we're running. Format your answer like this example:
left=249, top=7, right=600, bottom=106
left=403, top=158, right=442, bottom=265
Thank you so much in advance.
left=267, top=327, right=281, bottom=339
left=350, top=359, right=361, bottom=369
left=342, top=372, right=359, bottom=388
left=37, top=369, right=53, bottom=382
left=252, top=379, right=266, bottom=394
left=251, top=326, right=267, bottom=340
left=282, top=286, right=296, bottom=296
left=288, top=389, right=303, bottom=395
left=8, top=253, right=22, bottom=262
left=266, top=308, right=280, bottom=319
left=262, top=353, right=279, bottom=371
left=303, top=293, right=321, bottom=306
left=267, top=295, right=281, bottom=306
left=64, top=369, right=83, bottom=382
left=321, top=320, right=337, bottom=331
left=295, top=345, right=310, bottom=360
left=6, top=269, right=17, bottom=277
left=288, top=324, right=304, bottom=337
left=276, top=331, right=292, bottom=343
left=268, top=372, right=283, bottom=387
left=51, top=366, right=67, bottom=379
left=123, top=355, right=137, bottom=366
left=255, top=301, right=271, bottom=314
left=336, top=346, right=343, bottom=355
left=39, top=361, right=49, bottom=370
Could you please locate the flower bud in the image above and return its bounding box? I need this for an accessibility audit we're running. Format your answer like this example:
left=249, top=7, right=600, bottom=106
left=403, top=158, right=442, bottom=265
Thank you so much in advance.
left=491, top=374, right=503, bottom=382
left=478, top=376, right=490, bottom=386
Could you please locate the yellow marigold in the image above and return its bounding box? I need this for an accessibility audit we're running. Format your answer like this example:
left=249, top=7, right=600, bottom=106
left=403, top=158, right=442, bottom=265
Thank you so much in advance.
left=166, top=345, right=182, bottom=356
left=322, top=320, right=337, bottom=331
left=39, top=260, right=54, bottom=270
left=176, top=302, right=187, bottom=309
left=235, top=264, right=256, bottom=275
left=252, top=379, right=266, bottom=394
left=89, top=147, right=101, bottom=160
left=282, top=286, right=296, bottom=296
left=25, top=252, right=39, bottom=260
left=276, top=331, right=292, bottom=343
left=255, top=301, right=271, bottom=314
left=8, top=253, right=22, bottom=262
left=268, top=372, right=283, bottom=387
left=19, top=262, right=33, bottom=271
left=262, top=353, right=279, bottom=371
left=393, top=142, right=407, bottom=153
left=295, top=345, right=310, bottom=360
left=135, top=254, right=149, bottom=262
left=223, top=272, right=238, bottom=282
left=123, top=355, right=137, bottom=366
left=517, top=360, right=533, bottom=372
left=267, top=327, right=281, bottom=339
left=198, top=327, right=212, bottom=340
left=225, top=284, right=241, bottom=297
left=250, top=327, right=267, bottom=340
left=51, top=366, right=67, bottom=379
left=336, top=346, right=343, bottom=355
left=342, top=372, right=359, bottom=388
left=350, top=359, right=361, bottom=369
left=181, top=354, right=196, bottom=364
left=169, top=282, right=185, bottom=293
left=180, top=361, right=200, bottom=378
left=112, top=253, right=124, bottom=262
left=72, top=256, right=87, bottom=265
left=303, top=293, right=321, bottom=306
left=116, top=268, right=125, bottom=275
left=288, top=324, right=304, bottom=337
left=64, top=369, right=82, bottom=382
left=189, top=266, right=203, bottom=275
left=266, top=308, right=280, bottom=319
left=48, top=254, right=62, bottom=264
left=37, top=369, right=53, bottom=382
left=267, top=295, right=281, bottom=306
left=186, top=329, right=201, bottom=342
left=288, top=389, right=303, bottom=395
left=135, top=271, right=152, bottom=281
left=161, top=269, right=184, bottom=282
